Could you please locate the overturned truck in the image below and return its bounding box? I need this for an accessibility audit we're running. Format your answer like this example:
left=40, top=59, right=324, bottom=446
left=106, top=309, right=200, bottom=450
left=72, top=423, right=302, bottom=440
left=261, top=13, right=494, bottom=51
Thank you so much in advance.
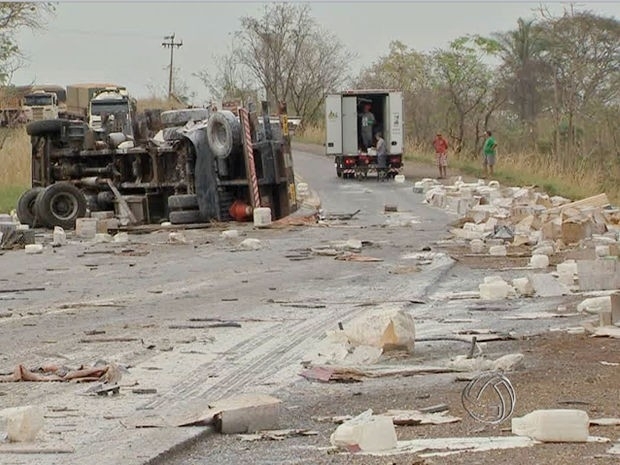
left=17, top=102, right=297, bottom=229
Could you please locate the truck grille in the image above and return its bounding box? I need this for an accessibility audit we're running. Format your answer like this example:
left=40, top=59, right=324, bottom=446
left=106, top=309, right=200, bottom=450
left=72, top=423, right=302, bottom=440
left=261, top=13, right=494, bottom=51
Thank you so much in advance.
left=33, top=108, right=44, bottom=120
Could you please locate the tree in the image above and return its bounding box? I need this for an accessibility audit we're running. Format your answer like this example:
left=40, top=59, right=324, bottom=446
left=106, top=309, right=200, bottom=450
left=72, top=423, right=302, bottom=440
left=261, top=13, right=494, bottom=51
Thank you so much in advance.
left=433, top=36, right=502, bottom=154
left=492, top=18, right=550, bottom=125
left=0, top=3, right=54, bottom=84
left=538, top=7, right=620, bottom=165
left=198, top=3, right=353, bottom=124
left=356, top=41, right=436, bottom=143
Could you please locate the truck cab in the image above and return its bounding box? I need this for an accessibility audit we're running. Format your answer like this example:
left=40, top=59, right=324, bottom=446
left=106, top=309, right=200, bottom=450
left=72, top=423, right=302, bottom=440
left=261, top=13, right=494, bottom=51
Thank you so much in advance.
left=326, top=90, right=403, bottom=179
left=23, top=90, right=59, bottom=122
left=89, top=87, right=133, bottom=137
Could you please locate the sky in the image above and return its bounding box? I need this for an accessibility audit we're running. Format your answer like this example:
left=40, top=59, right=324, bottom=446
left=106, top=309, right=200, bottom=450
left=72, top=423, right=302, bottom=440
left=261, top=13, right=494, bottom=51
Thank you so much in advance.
left=12, top=1, right=620, bottom=105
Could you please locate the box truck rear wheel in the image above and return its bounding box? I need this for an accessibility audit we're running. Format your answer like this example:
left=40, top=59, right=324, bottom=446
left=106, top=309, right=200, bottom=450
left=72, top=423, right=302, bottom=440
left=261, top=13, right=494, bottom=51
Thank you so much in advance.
left=35, top=183, right=87, bottom=229
left=16, top=187, right=44, bottom=227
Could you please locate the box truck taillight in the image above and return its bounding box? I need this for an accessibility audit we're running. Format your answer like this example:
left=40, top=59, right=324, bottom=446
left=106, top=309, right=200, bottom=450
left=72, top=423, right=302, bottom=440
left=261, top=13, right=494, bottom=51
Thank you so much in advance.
left=344, top=158, right=356, bottom=166
left=389, top=156, right=401, bottom=165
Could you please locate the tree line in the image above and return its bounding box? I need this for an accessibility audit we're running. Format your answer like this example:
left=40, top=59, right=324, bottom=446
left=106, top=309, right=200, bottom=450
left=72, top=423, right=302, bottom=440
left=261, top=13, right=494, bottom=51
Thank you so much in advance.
left=201, top=3, right=619, bottom=188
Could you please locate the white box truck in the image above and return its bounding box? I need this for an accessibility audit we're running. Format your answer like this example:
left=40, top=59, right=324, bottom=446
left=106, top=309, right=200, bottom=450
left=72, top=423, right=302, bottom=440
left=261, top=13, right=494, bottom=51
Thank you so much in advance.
left=325, top=89, right=403, bottom=179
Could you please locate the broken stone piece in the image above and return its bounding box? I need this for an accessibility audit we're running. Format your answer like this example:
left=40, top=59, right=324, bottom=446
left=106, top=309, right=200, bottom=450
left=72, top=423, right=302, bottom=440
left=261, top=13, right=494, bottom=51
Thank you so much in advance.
left=24, top=244, right=43, bottom=254
left=512, top=409, right=589, bottom=443
left=330, top=409, right=397, bottom=452
left=344, top=306, right=415, bottom=352
left=52, top=227, right=66, bottom=246
left=75, top=217, right=98, bottom=239
left=470, top=239, right=485, bottom=254
left=221, top=229, right=239, bottom=239
left=529, top=254, right=549, bottom=269
left=239, top=238, right=262, bottom=250
left=489, top=245, right=507, bottom=256
left=577, top=296, right=611, bottom=315
left=211, top=393, right=281, bottom=434
left=512, top=277, right=534, bottom=297
left=0, top=405, right=44, bottom=442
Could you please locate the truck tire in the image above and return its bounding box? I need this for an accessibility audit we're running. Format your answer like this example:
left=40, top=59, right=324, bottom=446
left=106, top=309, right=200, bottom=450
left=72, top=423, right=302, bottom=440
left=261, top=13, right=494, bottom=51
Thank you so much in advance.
left=169, top=209, right=202, bottom=225
left=26, top=119, right=72, bottom=137
left=206, top=110, right=241, bottom=159
left=168, top=194, right=198, bottom=211
left=16, top=187, right=44, bottom=227
left=160, top=109, right=209, bottom=128
left=35, top=182, right=87, bottom=229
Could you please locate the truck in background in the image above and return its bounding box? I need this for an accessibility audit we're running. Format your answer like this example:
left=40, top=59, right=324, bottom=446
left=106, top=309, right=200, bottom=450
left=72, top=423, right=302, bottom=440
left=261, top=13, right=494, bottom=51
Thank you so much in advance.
left=325, top=89, right=403, bottom=179
left=88, top=87, right=133, bottom=136
left=65, top=83, right=126, bottom=121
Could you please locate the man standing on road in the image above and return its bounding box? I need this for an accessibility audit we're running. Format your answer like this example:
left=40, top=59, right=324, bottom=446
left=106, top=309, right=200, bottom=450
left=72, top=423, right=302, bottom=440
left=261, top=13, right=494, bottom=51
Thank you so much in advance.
left=360, top=103, right=375, bottom=152
left=433, top=132, right=449, bottom=179
left=483, top=130, right=497, bottom=178
left=375, top=131, right=387, bottom=180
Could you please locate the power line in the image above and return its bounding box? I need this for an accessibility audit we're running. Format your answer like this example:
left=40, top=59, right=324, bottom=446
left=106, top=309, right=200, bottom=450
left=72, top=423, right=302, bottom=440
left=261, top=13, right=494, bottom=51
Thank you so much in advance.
left=162, top=33, right=183, bottom=100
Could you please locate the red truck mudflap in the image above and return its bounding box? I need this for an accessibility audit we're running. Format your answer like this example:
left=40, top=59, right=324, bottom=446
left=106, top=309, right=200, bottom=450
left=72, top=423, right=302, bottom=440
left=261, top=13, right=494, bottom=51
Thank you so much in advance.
left=335, top=153, right=402, bottom=179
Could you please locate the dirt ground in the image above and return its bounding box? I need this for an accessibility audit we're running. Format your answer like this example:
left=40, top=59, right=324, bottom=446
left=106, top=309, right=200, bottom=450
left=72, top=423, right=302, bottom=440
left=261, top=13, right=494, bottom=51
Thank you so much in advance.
left=181, top=142, right=620, bottom=465
left=181, top=332, right=619, bottom=465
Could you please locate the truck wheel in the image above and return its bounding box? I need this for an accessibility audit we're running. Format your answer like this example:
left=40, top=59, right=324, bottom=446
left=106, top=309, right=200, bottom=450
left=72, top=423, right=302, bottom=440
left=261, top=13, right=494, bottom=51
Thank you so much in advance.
left=35, top=183, right=87, bottom=229
left=336, top=168, right=342, bottom=178
left=169, top=209, right=202, bottom=225
left=160, top=109, right=209, bottom=128
left=206, top=110, right=241, bottom=159
left=26, top=119, right=72, bottom=136
left=16, top=187, right=44, bottom=227
left=168, top=194, right=198, bottom=211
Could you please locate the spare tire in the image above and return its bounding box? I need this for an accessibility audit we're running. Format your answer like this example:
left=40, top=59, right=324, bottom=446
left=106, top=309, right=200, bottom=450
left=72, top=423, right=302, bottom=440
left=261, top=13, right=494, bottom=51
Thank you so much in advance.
left=35, top=182, right=87, bottom=229
left=160, top=109, right=209, bottom=128
left=206, top=110, right=242, bottom=159
left=169, top=209, right=202, bottom=225
left=26, top=119, right=72, bottom=137
left=16, top=187, right=44, bottom=227
left=168, top=194, right=198, bottom=211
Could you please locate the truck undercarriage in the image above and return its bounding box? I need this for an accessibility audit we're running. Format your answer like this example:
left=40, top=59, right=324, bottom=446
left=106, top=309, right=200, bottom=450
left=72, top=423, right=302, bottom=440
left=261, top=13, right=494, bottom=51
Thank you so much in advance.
left=18, top=102, right=297, bottom=229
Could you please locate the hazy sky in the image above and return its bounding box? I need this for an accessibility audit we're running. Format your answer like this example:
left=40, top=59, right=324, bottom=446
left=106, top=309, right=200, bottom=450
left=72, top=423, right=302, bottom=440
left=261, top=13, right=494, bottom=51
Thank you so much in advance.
left=13, top=1, right=620, bottom=104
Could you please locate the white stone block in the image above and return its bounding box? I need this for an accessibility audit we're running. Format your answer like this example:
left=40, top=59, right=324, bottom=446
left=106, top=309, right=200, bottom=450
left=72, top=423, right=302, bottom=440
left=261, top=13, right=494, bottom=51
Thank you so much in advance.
left=75, top=218, right=98, bottom=238
left=489, top=245, right=507, bottom=256
left=532, top=245, right=554, bottom=256
left=0, top=405, right=44, bottom=442
left=512, top=409, right=589, bottom=443
left=24, top=244, right=43, bottom=254
left=344, top=306, right=415, bottom=352
left=253, top=207, right=272, bottom=227
left=470, top=239, right=485, bottom=254
left=52, top=226, right=66, bottom=246
left=113, top=232, right=129, bottom=243
left=330, top=410, right=397, bottom=452
left=221, top=229, right=239, bottom=239
left=512, top=277, right=534, bottom=296
left=212, top=394, right=281, bottom=434
left=529, top=254, right=550, bottom=269
left=394, top=174, right=405, bottom=183
left=94, top=233, right=112, bottom=243
left=479, top=280, right=512, bottom=300
left=595, top=245, right=610, bottom=257
left=577, top=296, right=611, bottom=315
left=239, top=238, right=262, bottom=251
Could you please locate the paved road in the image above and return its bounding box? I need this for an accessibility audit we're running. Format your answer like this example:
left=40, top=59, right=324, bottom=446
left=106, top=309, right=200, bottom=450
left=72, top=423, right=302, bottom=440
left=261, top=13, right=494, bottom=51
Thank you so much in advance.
left=0, top=148, right=580, bottom=464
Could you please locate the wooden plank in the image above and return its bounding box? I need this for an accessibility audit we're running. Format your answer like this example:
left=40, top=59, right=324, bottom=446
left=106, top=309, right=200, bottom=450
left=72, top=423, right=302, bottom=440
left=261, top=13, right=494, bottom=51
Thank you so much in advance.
left=548, top=193, right=610, bottom=213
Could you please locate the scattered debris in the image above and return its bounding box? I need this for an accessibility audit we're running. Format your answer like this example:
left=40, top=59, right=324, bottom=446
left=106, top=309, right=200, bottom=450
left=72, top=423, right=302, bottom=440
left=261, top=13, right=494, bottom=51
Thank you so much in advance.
left=0, top=363, right=124, bottom=383
left=238, top=429, right=318, bottom=441
left=357, top=435, right=535, bottom=457
left=384, top=409, right=461, bottom=426
left=335, top=253, right=383, bottom=262
left=24, top=244, right=43, bottom=255
left=79, top=337, right=140, bottom=343
left=168, top=322, right=242, bottom=329
left=300, top=364, right=457, bottom=383
left=132, top=388, right=158, bottom=395
left=590, top=418, right=620, bottom=426
left=462, top=372, right=516, bottom=424
left=168, top=232, right=188, bottom=244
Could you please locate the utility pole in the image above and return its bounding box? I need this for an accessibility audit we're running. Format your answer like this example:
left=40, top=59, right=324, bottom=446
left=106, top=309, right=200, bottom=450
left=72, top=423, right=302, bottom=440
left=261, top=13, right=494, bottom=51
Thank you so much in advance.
left=162, top=33, right=183, bottom=100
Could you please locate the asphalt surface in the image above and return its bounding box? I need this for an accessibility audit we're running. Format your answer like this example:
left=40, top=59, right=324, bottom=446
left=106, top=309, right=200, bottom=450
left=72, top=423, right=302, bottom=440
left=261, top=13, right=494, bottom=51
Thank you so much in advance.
left=0, top=148, right=586, bottom=464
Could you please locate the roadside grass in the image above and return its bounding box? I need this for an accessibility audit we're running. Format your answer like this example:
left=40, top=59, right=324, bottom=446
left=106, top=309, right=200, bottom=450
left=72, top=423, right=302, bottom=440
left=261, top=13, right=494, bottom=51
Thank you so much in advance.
left=296, top=124, right=619, bottom=204
left=0, top=127, right=31, bottom=213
